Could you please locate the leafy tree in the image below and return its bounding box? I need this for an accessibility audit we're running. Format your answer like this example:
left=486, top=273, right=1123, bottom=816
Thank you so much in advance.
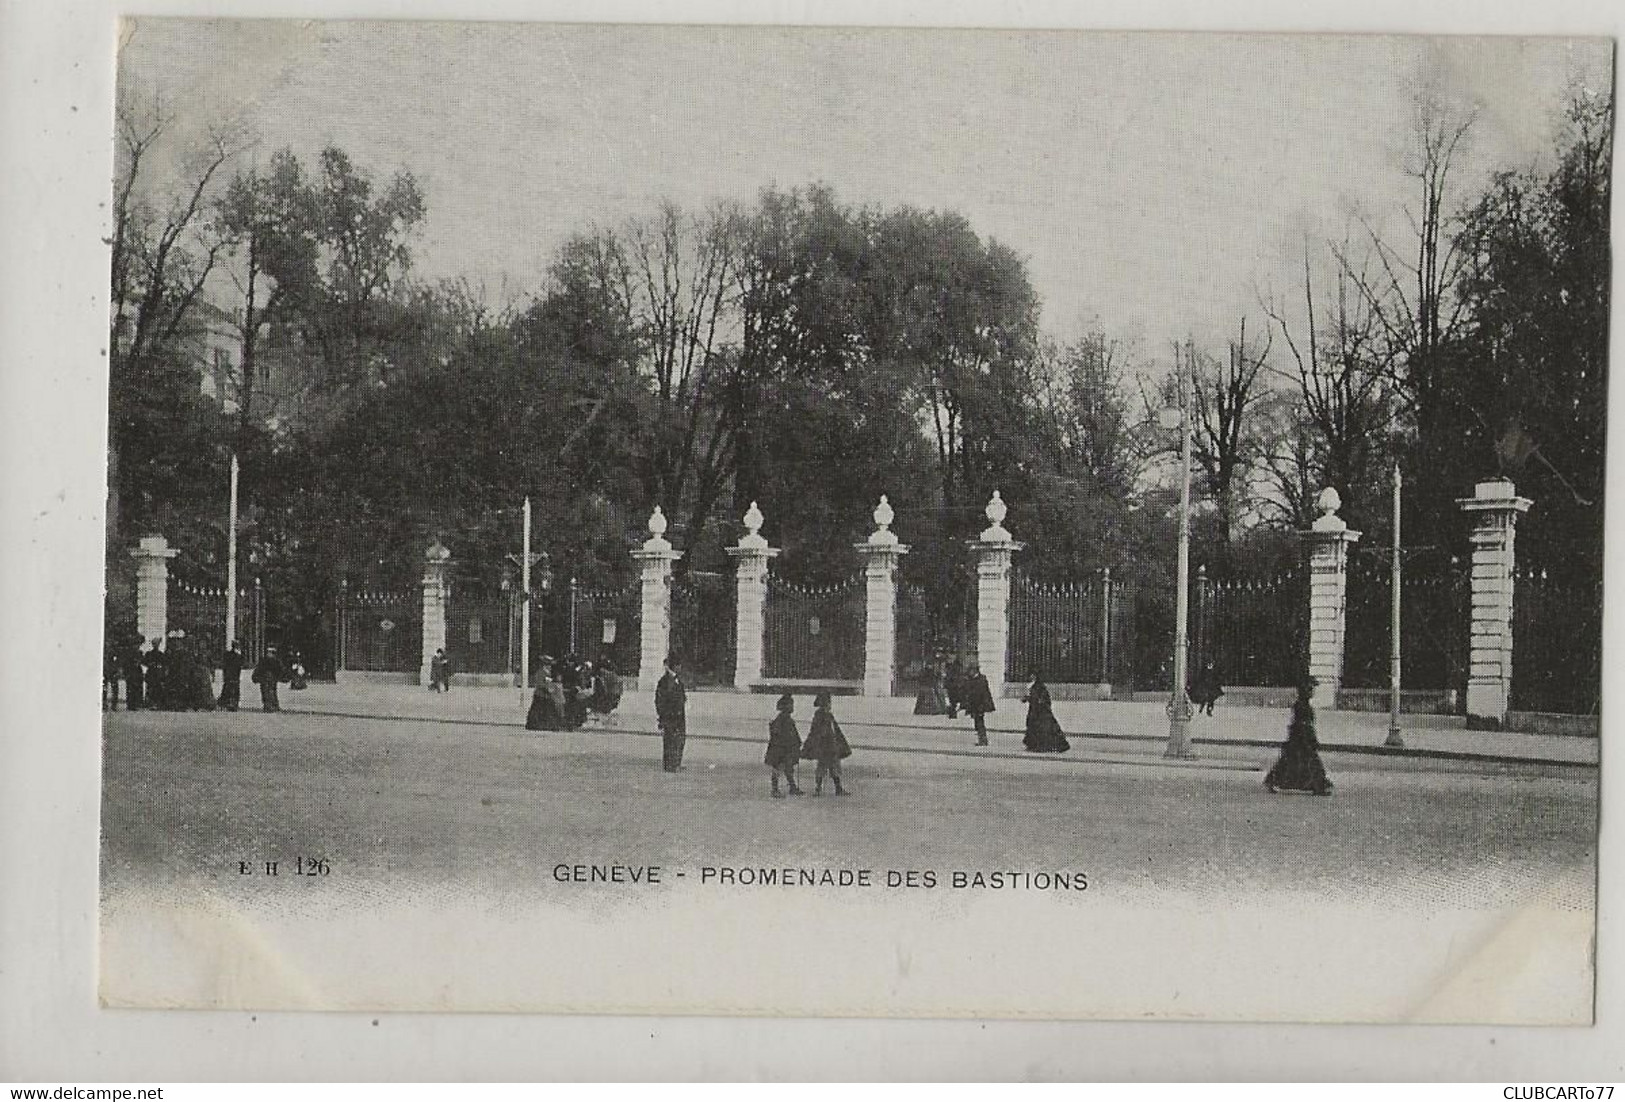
left=1449, top=86, right=1612, bottom=581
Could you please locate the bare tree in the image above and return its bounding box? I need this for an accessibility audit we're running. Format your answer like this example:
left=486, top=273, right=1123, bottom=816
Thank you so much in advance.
left=110, top=82, right=243, bottom=377
left=1337, top=89, right=1478, bottom=437
left=1187, top=316, right=1274, bottom=544
left=1264, top=246, right=1399, bottom=526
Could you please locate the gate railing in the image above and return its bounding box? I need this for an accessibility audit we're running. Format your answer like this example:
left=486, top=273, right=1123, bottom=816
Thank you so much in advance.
left=671, top=571, right=736, bottom=686
left=762, top=572, right=862, bottom=681
left=1006, top=569, right=1130, bottom=684
left=167, top=576, right=266, bottom=666
left=1512, top=568, right=1602, bottom=715
left=1342, top=550, right=1468, bottom=695
left=336, top=582, right=421, bottom=673
left=1191, top=566, right=1304, bottom=688
left=569, top=580, right=642, bottom=676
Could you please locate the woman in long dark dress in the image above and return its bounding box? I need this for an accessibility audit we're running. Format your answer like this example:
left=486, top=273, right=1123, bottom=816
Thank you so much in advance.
left=913, top=657, right=949, bottom=716
left=1021, top=671, right=1070, bottom=753
left=800, top=691, right=852, bottom=796
left=525, top=660, right=568, bottom=731
left=1265, top=679, right=1334, bottom=795
left=764, top=693, right=804, bottom=798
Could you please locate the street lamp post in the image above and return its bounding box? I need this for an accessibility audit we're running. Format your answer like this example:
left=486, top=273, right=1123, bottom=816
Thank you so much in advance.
left=1386, top=462, right=1405, bottom=748
left=1161, top=354, right=1196, bottom=759
left=508, top=499, right=550, bottom=703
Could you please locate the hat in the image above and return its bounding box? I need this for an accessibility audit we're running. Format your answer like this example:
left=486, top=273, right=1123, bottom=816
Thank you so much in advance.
left=775, top=693, right=794, bottom=712
left=665, top=653, right=682, bottom=668
left=813, top=690, right=832, bottom=708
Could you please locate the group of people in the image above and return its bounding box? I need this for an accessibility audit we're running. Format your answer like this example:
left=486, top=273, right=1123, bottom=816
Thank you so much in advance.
left=101, top=631, right=302, bottom=714
left=912, top=656, right=1067, bottom=752
left=912, top=656, right=998, bottom=745
left=525, top=652, right=623, bottom=731
left=651, top=653, right=855, bottom=795
left=101, top=633, right=219, bottom=712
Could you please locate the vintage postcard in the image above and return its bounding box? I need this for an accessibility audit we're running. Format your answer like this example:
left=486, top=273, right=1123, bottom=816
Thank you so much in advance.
left=97, top=18, right=1606, bottom=1022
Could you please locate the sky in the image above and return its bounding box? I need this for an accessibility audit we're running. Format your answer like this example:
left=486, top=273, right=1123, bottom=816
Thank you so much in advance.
left=119, top=20, right=1610, bottom=353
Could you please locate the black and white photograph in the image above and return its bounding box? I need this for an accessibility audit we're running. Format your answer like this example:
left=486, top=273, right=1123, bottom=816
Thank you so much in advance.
left=83, top=16, right=1607, bottom=1024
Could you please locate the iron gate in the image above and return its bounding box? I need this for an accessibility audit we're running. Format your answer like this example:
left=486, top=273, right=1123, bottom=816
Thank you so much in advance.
left=1191, top=566, right=1305, bottom=688
left=1007, top=569, right=1132, bottom=684
left=671, top=571, right=735, bottom=686
left=1512, top=568, right=1603, bottom=715
left=763, top=572, right=863, bottom=681
left=167, top=575, right=266, bottom=666
left=336, top=582, right=422, bottom=673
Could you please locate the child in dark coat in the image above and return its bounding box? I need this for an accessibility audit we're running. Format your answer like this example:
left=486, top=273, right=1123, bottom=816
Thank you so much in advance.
left=764, top=693, right=804, bottom=798
left=801, top=691, right=852, bottom=796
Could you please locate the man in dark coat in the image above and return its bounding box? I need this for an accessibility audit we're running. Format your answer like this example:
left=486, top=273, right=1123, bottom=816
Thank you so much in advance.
left=143, top=639, right=169, bottom=710
left=1189, top=660, right=1224, bottom=717
left=122, top=635, right=146, bottom=710
left=219, top=642, right=244, bottom=711
left=964, top=662, right=996, bottom=747
left=252, top=646, right=283, bottom=713
left=655, top=654, right=687, bottom=773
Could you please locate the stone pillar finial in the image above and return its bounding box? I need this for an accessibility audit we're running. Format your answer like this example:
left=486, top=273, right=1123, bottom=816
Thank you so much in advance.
left=632, top=508, right=684, bottom=691
left=727, top=503, right=779, bottom=690
left=855, top=499, right=909, bottom=697
left=129, top=535, right=180, bottom=649
left=1458, top=478, right=1533, bottom=728
left=981, top=490, right=1011, bottom=541
left=420, top=540, right=453, bottom=686
left=644, top=506, right=672, bottom=551
left=968, top=498, right=1024, bottom=689
left=1301, top=496, right=1361, bottom=709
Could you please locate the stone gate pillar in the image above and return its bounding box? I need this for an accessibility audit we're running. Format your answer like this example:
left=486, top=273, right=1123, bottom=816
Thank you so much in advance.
left=419, top=539, right=452, bottom=686
left=1458, top=478, right=1533, bottom=729
left=631, top=507, right=683, bottom=692
left=967, top=491, right=1023, bottom=692
left=1301, top=488, right=1361, bottom=709
left=726, top=502, right=779, bottom=690
left=854, top=496, right=910, bottom=697
left=130, top=535, right=178, bottom=649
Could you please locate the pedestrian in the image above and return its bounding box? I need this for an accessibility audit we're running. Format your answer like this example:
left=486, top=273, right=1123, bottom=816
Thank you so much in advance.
left=1190, top=660, right=1224, bottom=717
left=182, top=639, right=216, bottom=711
left=219, top=642, right=244, bottom=711
left=944, top=656, right=965, bottom=719
left=1264, top=678, right=1334, bottom=796
left=655, top=653, right=687, bottom=773
left=913, top=655, right=949, bottom=716
left=252, top=645, right=283, bottom=713
left=143, top=638, right=170, bottom=710
left=122, top=633, right=146, bottom=710
left=963, top=662, right=996, bottom=747
left=1021, top=670, right=1070, bottom=753
left=526, top=661, right=570, bottom=731
left=560, top=653, right=589, bottom=728
left=428, top=648, right=447, bottom=692
left=103, top=640, right=121, bottom=711
left=288, top=649, right=309, bottom=691
left=764, top=693, right=804, bottom=798
left=587, top=654, right=622, bottom=723
left=801, top=691, right=852, bottom=796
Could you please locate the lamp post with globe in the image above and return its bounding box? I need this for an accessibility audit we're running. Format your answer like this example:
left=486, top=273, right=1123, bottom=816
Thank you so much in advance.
left=1159, top=354, right=1197, bottom=759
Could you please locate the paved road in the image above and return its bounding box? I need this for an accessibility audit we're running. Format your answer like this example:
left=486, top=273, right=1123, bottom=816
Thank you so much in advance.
left=102, top=694, right=1597, bottom=908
